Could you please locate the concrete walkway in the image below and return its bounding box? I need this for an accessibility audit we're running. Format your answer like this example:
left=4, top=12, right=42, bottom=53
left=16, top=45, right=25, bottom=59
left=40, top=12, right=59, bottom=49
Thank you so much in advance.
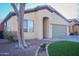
left=37, top=49, right=47, bottom=56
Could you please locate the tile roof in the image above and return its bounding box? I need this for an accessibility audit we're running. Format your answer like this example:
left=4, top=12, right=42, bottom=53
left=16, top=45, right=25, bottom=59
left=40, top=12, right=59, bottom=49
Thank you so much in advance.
left=2, top=5, right=70, bottom=24
left=72, top=19, right=79, bottom=24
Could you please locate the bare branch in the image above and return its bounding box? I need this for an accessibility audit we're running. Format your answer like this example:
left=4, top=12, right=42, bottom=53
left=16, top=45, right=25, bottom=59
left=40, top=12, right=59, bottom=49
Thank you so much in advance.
left=11, top=3, right=19, bottom=16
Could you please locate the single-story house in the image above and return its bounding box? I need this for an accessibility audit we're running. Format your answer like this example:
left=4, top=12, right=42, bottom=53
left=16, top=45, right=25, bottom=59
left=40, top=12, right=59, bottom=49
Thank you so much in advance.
left=2, top=5, right=70, bottom=40
left=69, top=19, right=79, bottom=35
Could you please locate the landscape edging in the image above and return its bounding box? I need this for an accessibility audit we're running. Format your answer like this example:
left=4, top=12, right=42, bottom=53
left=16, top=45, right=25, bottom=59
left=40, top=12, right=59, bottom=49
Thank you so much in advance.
left=46, top=40, right=56, bottom=56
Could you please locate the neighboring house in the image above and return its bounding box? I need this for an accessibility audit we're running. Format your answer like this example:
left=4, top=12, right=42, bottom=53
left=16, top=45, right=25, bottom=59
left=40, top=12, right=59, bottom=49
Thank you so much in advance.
left=0, top=19, right=4, bottom=39
left=2, top=5, right=70, bottom=40
left=69, top=19, right=79, bottom=35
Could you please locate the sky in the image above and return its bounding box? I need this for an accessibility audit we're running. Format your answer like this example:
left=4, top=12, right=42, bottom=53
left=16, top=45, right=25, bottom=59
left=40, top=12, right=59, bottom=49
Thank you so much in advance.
left=0, top=3, right=78, bottom=22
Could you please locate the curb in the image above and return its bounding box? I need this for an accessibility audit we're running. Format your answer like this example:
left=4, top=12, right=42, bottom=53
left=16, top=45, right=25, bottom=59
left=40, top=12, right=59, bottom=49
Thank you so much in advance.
left=35, top=43, right=45, bottom=56
left=46, top=41, right=53, bottom=56
left=35, top=42, right=50, bottom=56
left=46, top=43, right=50, bottom=56
left=35, top=41, right=53, bottom=56
left=35, top=46, right=40, bottom=56
left=46, top=40, right=56, bottom=56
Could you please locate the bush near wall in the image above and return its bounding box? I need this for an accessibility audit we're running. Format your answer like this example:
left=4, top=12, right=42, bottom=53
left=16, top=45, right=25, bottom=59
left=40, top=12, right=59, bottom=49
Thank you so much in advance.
left=3, top=31, right=18, bottom=43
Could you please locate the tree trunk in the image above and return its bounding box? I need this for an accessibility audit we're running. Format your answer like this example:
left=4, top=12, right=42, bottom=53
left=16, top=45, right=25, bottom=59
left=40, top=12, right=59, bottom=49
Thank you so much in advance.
left=11, top=3, right=27, bottom=49
left=19, top=3, right=27, bottom=48
left=17, top=16, right=24, bottom=48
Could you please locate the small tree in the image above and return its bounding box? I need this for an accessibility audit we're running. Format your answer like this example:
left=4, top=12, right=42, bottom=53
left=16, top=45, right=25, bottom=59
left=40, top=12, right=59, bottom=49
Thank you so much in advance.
left=11, top=3, right=27, bottom=49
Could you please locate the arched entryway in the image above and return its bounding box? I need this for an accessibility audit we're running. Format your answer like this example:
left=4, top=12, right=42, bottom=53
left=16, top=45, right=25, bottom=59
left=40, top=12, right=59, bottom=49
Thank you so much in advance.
left=43, top=17, right=49, bottom=39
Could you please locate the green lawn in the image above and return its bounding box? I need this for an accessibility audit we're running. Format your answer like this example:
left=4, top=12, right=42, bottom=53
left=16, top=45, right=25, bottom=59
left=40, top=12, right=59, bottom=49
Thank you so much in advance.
left=48, top=41, right=79, bottom=56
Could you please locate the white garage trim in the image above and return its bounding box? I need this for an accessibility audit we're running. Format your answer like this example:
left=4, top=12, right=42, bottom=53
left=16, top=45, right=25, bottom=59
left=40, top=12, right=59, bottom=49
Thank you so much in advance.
left=67, top=25, right=70, bottom=35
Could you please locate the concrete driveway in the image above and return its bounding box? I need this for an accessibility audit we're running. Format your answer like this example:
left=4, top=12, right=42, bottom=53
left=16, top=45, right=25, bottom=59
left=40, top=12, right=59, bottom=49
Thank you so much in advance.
left=52, top=35, right=79, bottom=42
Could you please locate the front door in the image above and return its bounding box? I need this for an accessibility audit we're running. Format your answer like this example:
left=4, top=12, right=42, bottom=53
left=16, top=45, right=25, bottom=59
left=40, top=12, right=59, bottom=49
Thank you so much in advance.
left=43, top=17, right=49, bottom=39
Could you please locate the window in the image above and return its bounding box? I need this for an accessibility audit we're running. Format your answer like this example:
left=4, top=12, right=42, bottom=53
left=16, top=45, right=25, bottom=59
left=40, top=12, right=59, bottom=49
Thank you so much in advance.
left=23, top=20, right=34, bottom=32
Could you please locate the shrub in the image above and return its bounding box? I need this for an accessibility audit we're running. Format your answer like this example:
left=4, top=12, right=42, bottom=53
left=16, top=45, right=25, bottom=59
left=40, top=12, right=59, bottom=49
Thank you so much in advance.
left=3, top=31, right=18, bottom=43
left=40, top=43, right=47, bottom=51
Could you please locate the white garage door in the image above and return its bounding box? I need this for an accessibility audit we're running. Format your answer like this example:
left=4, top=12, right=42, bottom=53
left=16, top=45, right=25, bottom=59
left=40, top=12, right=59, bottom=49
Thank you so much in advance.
left=52, top=24, right=67, bottom=36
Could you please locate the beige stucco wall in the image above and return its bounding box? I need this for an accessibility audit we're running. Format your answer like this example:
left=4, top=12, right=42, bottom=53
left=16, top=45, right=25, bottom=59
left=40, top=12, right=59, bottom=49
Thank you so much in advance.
left=6, top=9, right=69, bottom=40
left=35, top=10, right=52, bottom=39
left=7, top=12, right=37, bottom=39
left=51, top=12, right=69, bottom=25
left=7, top=16, right=18, bottom=31
left=23, top=12, right=36, bottom=39
left=24, top=10, right=51, bottom=39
